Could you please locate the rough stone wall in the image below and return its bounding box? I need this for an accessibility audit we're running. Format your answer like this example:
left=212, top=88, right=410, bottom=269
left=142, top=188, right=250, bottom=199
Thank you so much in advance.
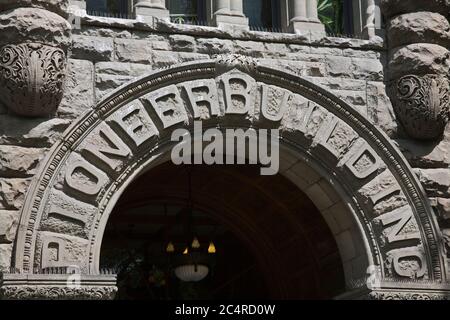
left=0, top=13, right=448, bottom=276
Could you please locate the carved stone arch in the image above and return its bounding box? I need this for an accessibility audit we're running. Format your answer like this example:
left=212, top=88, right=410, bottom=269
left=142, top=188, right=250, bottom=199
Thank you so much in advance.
left=4, top=56, right=449, bottom=300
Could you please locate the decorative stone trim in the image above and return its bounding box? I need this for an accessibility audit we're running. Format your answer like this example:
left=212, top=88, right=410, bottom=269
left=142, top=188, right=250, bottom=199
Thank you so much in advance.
left=0, top=43, right=67, bottom=117
left=337, top=281, right=450, bottom=300
left=389, top=74, right=449, bottom=140
left=0, top=273, right=117, bottom=300
left=0, top=2, right=72, bottom=117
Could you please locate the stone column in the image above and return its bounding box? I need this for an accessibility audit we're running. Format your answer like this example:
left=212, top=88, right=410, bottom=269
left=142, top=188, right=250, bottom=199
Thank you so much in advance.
left=135, top=0, right=170, bottom=22
left=0, top=0, right=71, bottom=117
left=306, top=0, right=320, bottom=23
left=213, top=0, right=248, bottom=30
left=381, top=0, right=450, bottom=140
left=229, top=0, right=243, bottom=14
left=289, top=0, right=325, bottom=36
left=351, top=0, right=384, bottom=39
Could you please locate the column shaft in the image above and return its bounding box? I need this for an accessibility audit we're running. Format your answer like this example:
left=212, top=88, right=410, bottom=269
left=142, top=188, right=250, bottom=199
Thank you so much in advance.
left=291, top=0, right=307, bottom=22
left=230, top=0, right=244, bottom=15
left=289, top=0, right=325, bottom=35
left=135, top=0, right=169, bottom=21
left=213, top=0, right=248, bottom=29
left=306, top=0, right=320, bottom=23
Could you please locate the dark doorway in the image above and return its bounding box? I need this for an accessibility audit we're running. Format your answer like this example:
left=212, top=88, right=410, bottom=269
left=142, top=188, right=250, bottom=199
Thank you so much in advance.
left=100, top=163, right=345, bottom=299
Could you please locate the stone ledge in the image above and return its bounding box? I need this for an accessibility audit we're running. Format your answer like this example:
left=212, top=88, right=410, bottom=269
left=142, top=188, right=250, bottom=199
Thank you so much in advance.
left=0, top=273, right=117, bottom=300
left=336, top=280, right=450, bottom=300
left=68, top=9, right=385, bottom=51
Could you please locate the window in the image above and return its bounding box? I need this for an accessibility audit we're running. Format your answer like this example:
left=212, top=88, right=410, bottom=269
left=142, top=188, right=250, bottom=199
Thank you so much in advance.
left=87, top=0, right=129, bottom=18
left=318, top=0, right=354, bottom=36
left=244, top=0, right=281, bottom=31
left=168, top=0, right=207, bottom=25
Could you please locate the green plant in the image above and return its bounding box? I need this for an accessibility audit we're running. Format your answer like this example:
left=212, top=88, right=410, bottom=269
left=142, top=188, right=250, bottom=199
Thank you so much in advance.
left=318, top=0, right=344, bottom=35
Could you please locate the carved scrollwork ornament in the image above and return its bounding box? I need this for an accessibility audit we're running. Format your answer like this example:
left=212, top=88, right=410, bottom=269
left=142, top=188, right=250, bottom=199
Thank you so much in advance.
left=0, top=285, right=118, bottom=300
left=215, top=54, right=259, bottom=74
left=368, top=291, right=450, bottom=300
left=390, top=74, right=450, bottom=140
left=0, top=42, right=67, bottom=117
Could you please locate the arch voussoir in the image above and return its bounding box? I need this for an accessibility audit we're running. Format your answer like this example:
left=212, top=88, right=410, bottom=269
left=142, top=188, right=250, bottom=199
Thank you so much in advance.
left=6, top=56, right=448, bottom=300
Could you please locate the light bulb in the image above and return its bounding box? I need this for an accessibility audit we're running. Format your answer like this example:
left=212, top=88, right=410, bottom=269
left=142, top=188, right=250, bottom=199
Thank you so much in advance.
left=183, top=247, right=189, bottom=255
left=166, top=242, right=175, bottom=253
left=191, top=237, right=200, bottom=249
left=208, top=242, right=216, bottom=254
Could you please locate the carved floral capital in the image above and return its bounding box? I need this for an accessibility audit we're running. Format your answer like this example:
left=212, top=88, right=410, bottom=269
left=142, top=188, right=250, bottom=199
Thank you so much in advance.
left=0, top=42, right=67, bottom=117
left=389, top=74, right=449, bottom=140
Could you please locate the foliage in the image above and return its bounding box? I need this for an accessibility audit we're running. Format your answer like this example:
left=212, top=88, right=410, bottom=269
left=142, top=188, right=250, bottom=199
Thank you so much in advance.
left=318, top=0, right=344, bottom=35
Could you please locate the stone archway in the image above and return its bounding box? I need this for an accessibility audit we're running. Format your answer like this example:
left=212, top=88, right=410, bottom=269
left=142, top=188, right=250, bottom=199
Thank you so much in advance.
left=2, top=55, right=449, bottom=300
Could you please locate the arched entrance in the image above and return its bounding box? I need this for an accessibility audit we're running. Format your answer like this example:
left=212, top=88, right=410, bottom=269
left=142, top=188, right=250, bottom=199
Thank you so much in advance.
left=3, top=55, right=448, bottom=300
left=101, top=162, right=345, bottom=299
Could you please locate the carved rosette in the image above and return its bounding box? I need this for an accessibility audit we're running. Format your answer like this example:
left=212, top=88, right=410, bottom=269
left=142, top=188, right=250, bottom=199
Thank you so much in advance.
left=0, top=42, right=67, bottom=117
left=390, top=74, right=449, bottom=140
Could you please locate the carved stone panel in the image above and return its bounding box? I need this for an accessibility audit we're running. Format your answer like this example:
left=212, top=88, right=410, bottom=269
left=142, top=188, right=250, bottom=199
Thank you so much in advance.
left=0, top=43, right=67, bottom=117
left=389, top=74, right=449, bottom=140
left=0, top=6, right=71, bottom=117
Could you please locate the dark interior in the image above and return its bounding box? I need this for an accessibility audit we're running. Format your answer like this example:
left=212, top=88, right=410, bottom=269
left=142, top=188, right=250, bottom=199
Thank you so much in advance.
left=100, top=162, right=345, bottom=300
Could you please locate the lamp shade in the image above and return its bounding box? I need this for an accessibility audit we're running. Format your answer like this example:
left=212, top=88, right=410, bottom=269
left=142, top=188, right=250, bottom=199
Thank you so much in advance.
left=174, top=264, right=209, bottom=282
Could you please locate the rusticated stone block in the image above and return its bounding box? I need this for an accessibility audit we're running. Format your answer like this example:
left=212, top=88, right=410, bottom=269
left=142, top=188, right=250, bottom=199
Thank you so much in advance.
left=351, top=57, right=384, bottom=81
left=326, top=55, right=383, bottom=81
left=366, top=81, right=397, bottom=137
left=435, top=198, right=450, bottom=221
left=395, top=130, right=450, bottom=168
left=0, top=8, right=71, bottom=49
left=0, top=178, right=30, bottom=210
left=326, top=56, right=354, bottom=77
left=95, top=62, right=153, bottom=77
left=151, top=51, right=209, bottom=69
left=95, top=74, right=133, bottom=101
left=77, top=27, right=132, bottom=39
left=71, top=35, right=114, bottom=62
left=0, top=117, right=71, bottom=147
left=196, top=38, right=234, bottom=55
left=380, top=0, right=450, bottom=19
left=114, top=38, right=152, bottom=63
left=169, top=34, right=196, bottom=52
left=388, top=44, right=450, bottom=79
left=388, top=12, right=450, bottom=48
left=59, top=59, right=95, bottom=119
left=0, top=0, right=69, bottom=18
left=0, top=146, right=45, bottom=178
left=0, top=244, right=13, bottom=271
left=0, top=210, right=20, bottom=244
left=415, top=168, right=450, bottom=197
